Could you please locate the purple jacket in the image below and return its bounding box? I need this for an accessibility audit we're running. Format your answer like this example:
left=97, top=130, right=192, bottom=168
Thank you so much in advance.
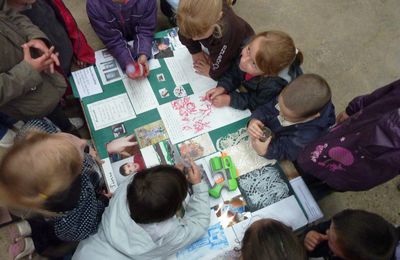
left=87, top=0, right=156, bottom=69
left=297, top=79, right=400, bottom=191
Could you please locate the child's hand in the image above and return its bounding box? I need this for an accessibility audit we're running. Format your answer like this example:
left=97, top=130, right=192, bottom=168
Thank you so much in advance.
left=247, top=119, right=265, bottom=139
left=192, top=52, right=208, bottom=64
left=194, top=59, right=211, bottom=77
left=22, top=44, right=54, bottom=73
left=186, top=161, right=202, bottom=185
left=304, top=230, right=328, bottom=251
left=250, top=136, right=271, bottom=156
left=336, top=111, right=349, bottom=124
left=138, top=54, right=150, bottom=77
left=88, top=143, right=104, bottom=165
left=24, top=39, right=60, bottom=73
left=106, top=134, right=137, bottom=154
left=211, top=94, right=231, bottom=107
left=206, top=86, right=225, bottom=101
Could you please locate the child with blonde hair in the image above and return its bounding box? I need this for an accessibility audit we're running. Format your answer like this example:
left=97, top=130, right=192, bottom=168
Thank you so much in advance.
left=0, top=119, right=108, bottom=259
left=206, top=31, right=303, bottom=111
left=177, top=0, right=254, bottom=80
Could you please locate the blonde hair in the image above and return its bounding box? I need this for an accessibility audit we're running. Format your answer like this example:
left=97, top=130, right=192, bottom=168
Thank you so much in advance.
left=252, top=31, right=303, bottom=76
left=177, top=0, right=223, bottom=39
left=0, top=132, right=82, bottom=215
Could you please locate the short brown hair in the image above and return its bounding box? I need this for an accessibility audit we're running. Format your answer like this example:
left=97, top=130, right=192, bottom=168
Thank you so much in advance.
left=127, top=165, right=188, bottom=224
left=241, top=219, right=306, bottom=260
left=0, top=132, right=82, bottom=214
left=177, top=0, right=223, bottom=39
left=332, top=209, right=398, bottom=260
left=252, top=31, right=303, bottom=76
left=281, top=74, right=331, bottom=118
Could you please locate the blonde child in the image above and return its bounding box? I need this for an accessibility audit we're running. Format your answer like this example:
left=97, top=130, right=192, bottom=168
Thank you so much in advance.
left=177, top=0, right=254, bottom=80
left=73, top=164, right=210, bottom=259
left=0, top=119, right=108, bottom=259
left=206, top=31, right=303, bottom=111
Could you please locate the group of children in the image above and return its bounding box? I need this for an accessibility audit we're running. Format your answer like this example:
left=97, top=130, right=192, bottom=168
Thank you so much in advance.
left=0, top=0, right=399, bottom=259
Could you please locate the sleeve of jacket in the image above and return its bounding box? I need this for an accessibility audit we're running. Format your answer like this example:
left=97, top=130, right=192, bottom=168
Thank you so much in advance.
left=86, top=2, right=134, bottom=69
left=217, top=62, right=242, bottom=92
left=250, top=103, right=270, bottom=123
left=346, top=79, right=400, bottom=116
left=133, top=0, right=157, bottom=59
left=178, top=33, right=202, bottom=55
left=157, top=181, right=210, bottom=256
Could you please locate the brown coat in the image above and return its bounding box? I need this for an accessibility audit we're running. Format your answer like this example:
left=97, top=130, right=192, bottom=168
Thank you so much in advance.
left=0, top=0, right=66, bottom=120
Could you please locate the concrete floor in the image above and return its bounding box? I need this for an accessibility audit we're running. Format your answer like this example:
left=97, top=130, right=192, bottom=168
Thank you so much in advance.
left=63, top=0, right=400, bottom=225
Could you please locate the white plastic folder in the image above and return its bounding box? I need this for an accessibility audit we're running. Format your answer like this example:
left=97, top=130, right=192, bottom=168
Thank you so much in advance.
left=289, top=176, right=324, bottom=223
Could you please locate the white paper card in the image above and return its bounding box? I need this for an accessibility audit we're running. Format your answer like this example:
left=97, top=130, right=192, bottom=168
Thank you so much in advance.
left=290, top=176, right=324, bottom=223
left=72, top=66, right=102, bottom=98
left=87, top=93, right=136, bottom=130
left=123, top=78, right=159, bottom=114
left=100, top=158, right=118, bottom=193
left=95, top=49, right=125, bottom=85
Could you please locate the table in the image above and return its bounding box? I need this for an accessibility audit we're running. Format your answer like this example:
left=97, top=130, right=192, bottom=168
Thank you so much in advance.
left=70, top=28, right=322, bottom=259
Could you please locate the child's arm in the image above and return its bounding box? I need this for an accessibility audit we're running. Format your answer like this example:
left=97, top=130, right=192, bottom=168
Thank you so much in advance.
left=86, top=3, right=134, bottom=70
left=133, top=0, right=157, bottom=63
left=346, top=79, right=400, bottom=116
left=178, top=33, right=203, bottom=57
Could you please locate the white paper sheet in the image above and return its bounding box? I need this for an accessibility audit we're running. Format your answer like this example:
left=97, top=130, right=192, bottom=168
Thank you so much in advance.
left=87, top=93, right=136, bottom=130
left=149, top=59, right=161, bottom=70
left=100, top=158, right=118, bottom=193
left=164, top=57, right=189, bottom=86
left=72, top=66, right=102, bottom=98
left=158, top=92, right=251, bottom=144
left=95, top=49, right=125, bottom=85
left=123, top=78, right=159, bottom=114
left=290, top=176, right=324, bottom=223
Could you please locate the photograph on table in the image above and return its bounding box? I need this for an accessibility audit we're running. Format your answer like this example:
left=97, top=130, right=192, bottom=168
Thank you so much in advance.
left=167, top=27, right=184, bottom=49
left=178, top=133, right=216, bottom=161
left=106, top=134, right=143, bottom=163
left=152, top=37, right=174, bottom=59
left=110, top=154, right=146, bottom=183
left=237, top=165, right=291, bottom=212
left=111, top=123, right=126, bottom=138
left=134, top=120, right=169, bottom=148
left=211, top=195, right=250, bottom=228
left=140, top=139, right=176, bottom=168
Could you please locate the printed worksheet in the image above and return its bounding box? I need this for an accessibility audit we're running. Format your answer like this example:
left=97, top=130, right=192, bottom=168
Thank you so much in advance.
left=87, top=93, right=136, bottom=130
left=123, top=78, right=159, bottom=114
left=158, top=92, right=251, bottom=144
left=72, top=66, right=103, bottom=98
left=95, top=49, right=125, bottom=85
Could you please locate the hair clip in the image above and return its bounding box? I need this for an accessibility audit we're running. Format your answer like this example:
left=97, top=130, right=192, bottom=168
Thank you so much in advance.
left=39, top=193, right=48, bottom=200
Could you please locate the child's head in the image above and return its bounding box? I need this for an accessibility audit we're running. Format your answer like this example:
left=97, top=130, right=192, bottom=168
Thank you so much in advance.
left=177, top=0, right=223, bottom=40
left=241, top=219, right=306, bottom=260
left=278, top=74, right=331, bottom=122
left=240, top=31, right=302, bottom=76
left=0, top=132, right=84, bottom=213
left=127, top=165, right=188, bottom=224
left=327, top=209, right=398, bottom=260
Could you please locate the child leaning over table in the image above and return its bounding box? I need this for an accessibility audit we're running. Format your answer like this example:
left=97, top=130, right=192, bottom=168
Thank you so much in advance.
left=177, top=0, right=254, bottom=80
left=247, top=74, right=335, bottom=161
left=72, top=164, right=210, bottom=260
left=86, top=0, right=156, bottom=79
left=206, top=30, right=303, bottom=111
left=303, top=209, right=399, bottom=260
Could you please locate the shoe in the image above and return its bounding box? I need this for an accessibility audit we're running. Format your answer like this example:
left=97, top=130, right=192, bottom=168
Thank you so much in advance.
left=8, top=237, right=34, bottom=260
left=8, top=220, right=32, bottom=243
left=68, top=117, right=84, bottom=129
left=0, top=128, right=16, bottom=148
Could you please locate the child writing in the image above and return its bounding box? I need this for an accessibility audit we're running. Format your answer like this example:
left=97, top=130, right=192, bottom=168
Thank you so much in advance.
left=87, top=0, right=156, bottom=79
left=303, top=209, right=399, bottom=260
left=72, top=164, right=210, bottom=259
left=247, top=74, right=335, bottom=161
left=206, top=30, right=303, bottom=111
left=177, top=0, right=254, bottom=80
left=240, top=218, right=306, bottom=260
left=297, top=78, right=400, bottom=191
left=0, top=119, right=108, bottom=259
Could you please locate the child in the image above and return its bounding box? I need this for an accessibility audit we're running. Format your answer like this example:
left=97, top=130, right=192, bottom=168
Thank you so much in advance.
left=0, top=119, right=108, bottom=258
left=247, top=74, right=335, bottom=161
left=303, top=209, right=399, bottom=260
left=177, top=0, right=254, bottom=80
left=240, top=219, right=306, bottom=260
left=72, top=164, right=210, bottom=259
left=86, top=0, right=156, bottom=79
left=297, top=79, right=400, bottom=191
left=206, top=31, right=303, bottom=111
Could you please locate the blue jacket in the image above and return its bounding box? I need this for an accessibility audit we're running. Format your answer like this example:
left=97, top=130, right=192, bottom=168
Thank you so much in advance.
left=87, top=0, right=156, bottom=69
left=218, top=57, right=303, bottom=111
left=251, top=98, right=335, bottom=161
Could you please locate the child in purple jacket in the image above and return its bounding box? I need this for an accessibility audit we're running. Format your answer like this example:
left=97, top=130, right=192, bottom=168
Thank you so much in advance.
left=87, top=0, right=156, bottom=79
left=297, top=78, right=400, bottom=191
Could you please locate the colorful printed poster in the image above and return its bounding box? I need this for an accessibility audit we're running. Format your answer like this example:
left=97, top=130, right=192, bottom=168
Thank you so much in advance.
left=178, top=133, right=216, bottom=161
left=135, top=120, right=169, bottom=148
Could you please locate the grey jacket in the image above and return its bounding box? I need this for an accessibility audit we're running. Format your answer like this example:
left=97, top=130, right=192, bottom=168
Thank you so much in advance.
left=0, top=0, right=66, bottom=120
